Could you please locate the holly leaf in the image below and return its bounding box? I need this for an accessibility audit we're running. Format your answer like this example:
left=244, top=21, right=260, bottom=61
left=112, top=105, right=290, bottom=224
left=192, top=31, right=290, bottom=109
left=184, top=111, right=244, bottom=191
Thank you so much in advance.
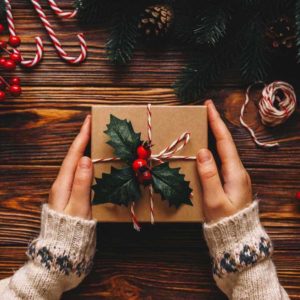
left=105, top=114, right=141, bottom=164
left=151, top=162, right=193, bottom=208
left=92, top=166, right=141, bottom=206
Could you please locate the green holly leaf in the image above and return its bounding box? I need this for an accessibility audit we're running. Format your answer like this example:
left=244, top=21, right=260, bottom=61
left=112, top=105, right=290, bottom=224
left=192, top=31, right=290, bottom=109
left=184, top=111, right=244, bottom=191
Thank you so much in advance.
left=105, top=114, right=141, bottom=164
left=92, top=166, right=141, bottom=206
left=151, top=162, right=193, bottom=208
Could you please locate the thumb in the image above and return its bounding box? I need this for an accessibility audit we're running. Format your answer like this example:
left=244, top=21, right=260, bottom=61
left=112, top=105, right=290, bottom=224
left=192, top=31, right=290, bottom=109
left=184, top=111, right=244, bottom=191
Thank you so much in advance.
left=196, top=149, right=231, bottom=222
left=64, top=156, right=93, bottom=219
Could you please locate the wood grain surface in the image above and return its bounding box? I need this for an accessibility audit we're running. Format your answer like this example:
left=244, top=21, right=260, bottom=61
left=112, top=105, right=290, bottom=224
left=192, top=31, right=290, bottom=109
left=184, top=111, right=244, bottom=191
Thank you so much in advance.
left=0, top=1, right=299, bottom=299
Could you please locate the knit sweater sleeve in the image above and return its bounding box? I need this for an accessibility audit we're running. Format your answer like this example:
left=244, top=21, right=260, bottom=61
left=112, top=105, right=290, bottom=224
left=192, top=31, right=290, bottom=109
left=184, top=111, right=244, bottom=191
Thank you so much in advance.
left=0, top=205, right=97, bottom=300
left=203, top=201, right=290, bottom=300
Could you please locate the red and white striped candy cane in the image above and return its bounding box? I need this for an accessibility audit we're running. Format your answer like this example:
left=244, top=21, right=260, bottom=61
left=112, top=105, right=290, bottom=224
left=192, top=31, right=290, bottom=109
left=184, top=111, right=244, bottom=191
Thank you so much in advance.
left=240, top=81, right=297, bottom=148
left=31, top=0, right=87, bottom=64
left=48, top=0, right=77, bottom=19
left=5, top=0, right=43, bottom=67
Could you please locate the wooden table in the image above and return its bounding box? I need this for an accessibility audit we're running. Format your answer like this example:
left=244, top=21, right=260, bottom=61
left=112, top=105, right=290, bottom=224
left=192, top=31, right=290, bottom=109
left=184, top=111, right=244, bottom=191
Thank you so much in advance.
left=0, top=1, right=299, bottom=299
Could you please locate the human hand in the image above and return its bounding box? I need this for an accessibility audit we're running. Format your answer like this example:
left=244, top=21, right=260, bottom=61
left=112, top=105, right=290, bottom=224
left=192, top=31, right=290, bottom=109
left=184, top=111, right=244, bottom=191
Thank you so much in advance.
left=197, top=100, right=252, bottom=223
left=48, top=115, right=93, bottom=220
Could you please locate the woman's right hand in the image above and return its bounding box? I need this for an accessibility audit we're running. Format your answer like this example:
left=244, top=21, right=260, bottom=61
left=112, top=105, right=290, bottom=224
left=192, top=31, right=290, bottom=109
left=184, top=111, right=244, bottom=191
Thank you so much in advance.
left=196, top=100, right=253, bottom=223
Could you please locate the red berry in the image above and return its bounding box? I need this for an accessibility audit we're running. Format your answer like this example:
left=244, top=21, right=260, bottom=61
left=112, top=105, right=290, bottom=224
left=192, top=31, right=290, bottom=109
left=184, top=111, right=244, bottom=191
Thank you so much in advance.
left=137, top=170, right=152, bottom=185
left=9, top=76, right=21, bottom=85
left=10, top=52, right=21, bottom=63
left=296, top=191, right=300, bottom=200
left=0, top=24, right=4, bottom=34
left=0, top=58, right=6, bottom=66
left=9, top=35, right=21, bottom=47
left=0, top=90, right=5, bottom=100
left=0, top=40, right=7, bottom=49
left=141, top=170, right=152, bottom=181
left=9, top=84, right=22, bottom=96
left=4, top=59, right=16, bottom=70
left=137, top=145, right=151, bottom=159
left=132, top=158, right=147, bottom=172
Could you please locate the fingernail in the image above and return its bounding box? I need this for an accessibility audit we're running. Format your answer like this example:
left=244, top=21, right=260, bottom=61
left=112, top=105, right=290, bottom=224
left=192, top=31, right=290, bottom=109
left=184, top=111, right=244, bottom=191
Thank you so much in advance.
left=204, top=99, right=213, bottom=106
left=83, top=114, right=91, bottom=125
left=197, top=149, right=211, bottom=163
left=79, top=156, right=91, bottom=168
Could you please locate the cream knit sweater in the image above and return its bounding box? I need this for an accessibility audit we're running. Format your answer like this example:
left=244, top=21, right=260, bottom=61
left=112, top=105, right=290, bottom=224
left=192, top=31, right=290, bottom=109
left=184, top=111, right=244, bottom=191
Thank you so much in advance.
left=0, top=201, right=289, bottom=299
left=203, top=201, right=289, bottom=300
left=0, top=205, right=97, bottom=299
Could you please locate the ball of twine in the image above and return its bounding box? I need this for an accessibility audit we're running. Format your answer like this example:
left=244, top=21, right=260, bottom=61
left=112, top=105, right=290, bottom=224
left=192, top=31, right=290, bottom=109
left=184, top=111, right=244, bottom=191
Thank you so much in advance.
left=240, top=81, right=297, bottom=148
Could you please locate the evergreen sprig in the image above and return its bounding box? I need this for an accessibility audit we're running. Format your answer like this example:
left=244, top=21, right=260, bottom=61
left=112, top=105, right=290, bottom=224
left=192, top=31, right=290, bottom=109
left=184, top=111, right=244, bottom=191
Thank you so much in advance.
left=0, top=0, right=7, bottom=25
left=239, top=17, right=270, bottom=82
left=194, top=1, right=231, bottom=46
left=174, top=29, right=241, bottom=102
left=296, top=0, right=300, bottom=61
left=106, top=10, right=139, bottom=65
left=75, top=0, right=297, bottom=102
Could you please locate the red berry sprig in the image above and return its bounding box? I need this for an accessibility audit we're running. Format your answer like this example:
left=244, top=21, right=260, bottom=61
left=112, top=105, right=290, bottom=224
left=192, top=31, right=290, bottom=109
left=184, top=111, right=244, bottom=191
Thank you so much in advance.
left=132, top=142, right=153, bottom=185
left=0, top=76, right=22, bottom=100
left=0, top=22, right=22, bottom=101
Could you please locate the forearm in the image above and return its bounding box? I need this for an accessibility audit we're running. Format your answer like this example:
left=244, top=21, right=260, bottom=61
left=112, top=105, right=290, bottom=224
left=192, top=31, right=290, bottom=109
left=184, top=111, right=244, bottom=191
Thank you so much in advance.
left=203, top=201, right=289, bottom=300
left=0, top=205, right=97, bottom=300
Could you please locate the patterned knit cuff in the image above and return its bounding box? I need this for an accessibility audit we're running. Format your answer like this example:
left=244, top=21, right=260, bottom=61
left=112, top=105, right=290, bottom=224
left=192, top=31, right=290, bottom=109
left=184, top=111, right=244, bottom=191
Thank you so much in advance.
left=27, top=204, right=97, bottom=277
left=203, top=201, right=273, bottom=278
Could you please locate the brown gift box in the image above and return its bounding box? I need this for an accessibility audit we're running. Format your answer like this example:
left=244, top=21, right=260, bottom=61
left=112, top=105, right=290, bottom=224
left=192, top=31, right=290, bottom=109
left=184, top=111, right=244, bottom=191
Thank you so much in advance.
left=91, top=105, right=207, bottom=222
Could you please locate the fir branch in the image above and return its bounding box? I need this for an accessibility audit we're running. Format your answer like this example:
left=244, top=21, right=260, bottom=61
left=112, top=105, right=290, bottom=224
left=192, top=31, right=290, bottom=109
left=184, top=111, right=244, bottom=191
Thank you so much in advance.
left=296, top=0, right=300, bottom=61
left=0, top=0, right=6, bottom=25
left=106, top=10, right=139, bottom=65
left=174, top=30, right=242, bottom=103
left=174, top=47, right=227, bottom=102
left=172, top=2, right=198, bottom=44
left=239, top=17, right=270, bottom=82
left=74, top=0, right=105, bottom=24
left=194, top=1, right=231, bottom=46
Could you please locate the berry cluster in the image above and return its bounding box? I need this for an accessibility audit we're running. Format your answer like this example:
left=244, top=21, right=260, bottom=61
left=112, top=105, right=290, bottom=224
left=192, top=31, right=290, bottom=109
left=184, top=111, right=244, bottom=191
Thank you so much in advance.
left=0, top=23, right=22, bottom=101
left=132, top=142, right=152, bottom=185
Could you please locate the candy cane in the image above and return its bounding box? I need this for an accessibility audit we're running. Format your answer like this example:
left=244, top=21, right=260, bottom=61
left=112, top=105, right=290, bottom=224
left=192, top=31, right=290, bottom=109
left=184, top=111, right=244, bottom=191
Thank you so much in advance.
left=31, top=0, right=87, bottom=64
left=48, top=0, right=77, bottom=19
left=5, top=0, right=43, bottom=67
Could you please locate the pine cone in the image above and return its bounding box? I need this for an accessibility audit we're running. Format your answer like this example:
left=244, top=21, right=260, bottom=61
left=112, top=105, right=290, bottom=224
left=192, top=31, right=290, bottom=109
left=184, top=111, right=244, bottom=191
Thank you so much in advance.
left=138, top=4, right=174, bottom=38
left=266, top=16, right=295, bottom=49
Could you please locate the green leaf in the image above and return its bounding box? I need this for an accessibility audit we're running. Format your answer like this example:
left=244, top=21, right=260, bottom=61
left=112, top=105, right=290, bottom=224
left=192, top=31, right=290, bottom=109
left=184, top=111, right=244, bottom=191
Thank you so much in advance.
left=92, top=166, right=141, bottom=206
left=151, top=162, right=193, bottom=208
left=105, top=114, right=141, bottom=164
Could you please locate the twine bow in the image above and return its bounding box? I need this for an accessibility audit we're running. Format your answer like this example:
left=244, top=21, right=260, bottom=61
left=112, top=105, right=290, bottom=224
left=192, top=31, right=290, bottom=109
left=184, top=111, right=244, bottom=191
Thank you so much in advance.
left=92, top=104, right=196, bottom=231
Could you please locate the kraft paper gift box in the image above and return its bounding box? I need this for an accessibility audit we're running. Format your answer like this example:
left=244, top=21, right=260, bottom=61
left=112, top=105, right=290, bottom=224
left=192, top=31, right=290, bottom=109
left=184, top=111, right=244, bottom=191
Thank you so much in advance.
left=91, top=105, right=207, bottom=222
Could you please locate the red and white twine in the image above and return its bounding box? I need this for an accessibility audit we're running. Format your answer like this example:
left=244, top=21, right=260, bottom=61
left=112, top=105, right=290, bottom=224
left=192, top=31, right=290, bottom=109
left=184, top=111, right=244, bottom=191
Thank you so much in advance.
left=240, top=81, right=297, bottom=148
left=5, top=0, right=43, bottom=67
left=93, top=104, right=196, bottom=231
left=4, top=0, right=86, bottom=67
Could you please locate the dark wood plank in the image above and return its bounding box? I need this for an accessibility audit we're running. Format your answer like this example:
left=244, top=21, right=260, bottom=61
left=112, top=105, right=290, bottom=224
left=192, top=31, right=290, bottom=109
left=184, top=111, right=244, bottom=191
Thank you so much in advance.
left=0, top=89, right=299, bottom=167
left=0, top=166, right=299, bottom=245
